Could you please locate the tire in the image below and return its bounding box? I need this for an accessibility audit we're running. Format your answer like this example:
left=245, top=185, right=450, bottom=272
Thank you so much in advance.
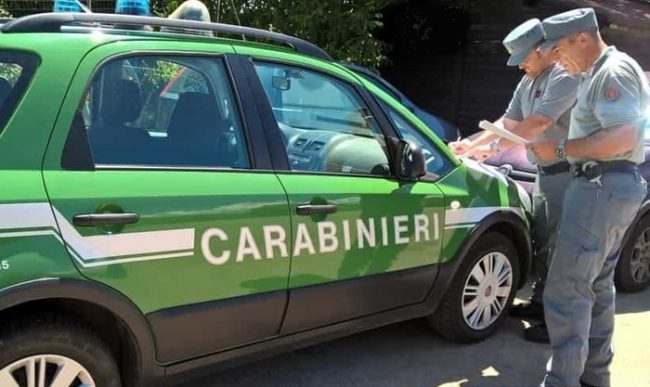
left=0, top=315, right=121, bottom=387
left=615, top=215, right=650, bottom=293
left=428, top=232, right=520, bottom=342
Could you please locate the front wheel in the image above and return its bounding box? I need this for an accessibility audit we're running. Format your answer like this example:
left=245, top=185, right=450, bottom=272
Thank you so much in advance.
left=0, top=316, right=121, bottom=387
left=428, top=232, right=520, bottom=342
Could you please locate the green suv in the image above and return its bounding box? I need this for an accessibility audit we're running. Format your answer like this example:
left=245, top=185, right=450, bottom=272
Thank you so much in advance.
left=0, top=13, right=531, bottom=387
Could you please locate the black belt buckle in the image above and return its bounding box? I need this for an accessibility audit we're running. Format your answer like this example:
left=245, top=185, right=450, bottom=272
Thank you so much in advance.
left=571, top=161, right=603, bottom=180
left=579, top=161, right=603, bottom=183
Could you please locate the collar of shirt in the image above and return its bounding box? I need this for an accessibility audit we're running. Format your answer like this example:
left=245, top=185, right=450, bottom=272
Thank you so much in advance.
left=540, top=65, right=553, bottom=79
left=530, top=65, right=554, bottom=84
left=581, top=46, right=617, bottom=79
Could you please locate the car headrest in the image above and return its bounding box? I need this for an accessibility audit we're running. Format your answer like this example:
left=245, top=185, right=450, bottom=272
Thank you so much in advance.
left=101, top=79, right=143, bottom=126
left=168, top=92, right=222, bottom=141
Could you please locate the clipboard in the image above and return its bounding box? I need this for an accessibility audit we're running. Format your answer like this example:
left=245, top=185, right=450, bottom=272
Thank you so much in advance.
left=479, top=120, right=530, bottom=145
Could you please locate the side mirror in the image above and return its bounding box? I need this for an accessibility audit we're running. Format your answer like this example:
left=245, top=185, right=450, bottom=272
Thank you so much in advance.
left=272, top=76, right=291, bottom=91
left=395, top=139, right=426, bottom=181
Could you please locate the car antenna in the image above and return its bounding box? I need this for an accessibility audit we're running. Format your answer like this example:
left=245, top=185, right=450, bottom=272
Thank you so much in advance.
left=228, top=0, right=246, bottom=41
left=76, top=0, right=92, bottom=13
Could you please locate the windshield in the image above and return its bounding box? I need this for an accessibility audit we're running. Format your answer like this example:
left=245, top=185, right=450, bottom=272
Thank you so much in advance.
left=356, top=72, right=402, bottom=102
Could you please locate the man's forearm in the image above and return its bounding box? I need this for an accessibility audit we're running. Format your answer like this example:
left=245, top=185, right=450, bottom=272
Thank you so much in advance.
left=566, top=124, right=638, bottom=159
left=498, top=114, right=551, bottom=150
left=511, top=114, right=552, bottom=139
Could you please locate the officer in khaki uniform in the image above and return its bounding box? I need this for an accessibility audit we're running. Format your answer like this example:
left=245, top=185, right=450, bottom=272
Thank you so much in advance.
left=529, top=8, right=649, bottom=387
left=449, top=18, right=578, bottom=342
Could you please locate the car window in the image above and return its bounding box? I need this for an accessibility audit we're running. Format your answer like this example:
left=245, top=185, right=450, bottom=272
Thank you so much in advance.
left=356, top=72, right=402, bottom=102
left=74, top=55, right=249, bottom=168
left=0, top=51, right=38, bottom=134
left=254, top=62, right=390, bottom=176
left=380, top=101, right=455, bottom=177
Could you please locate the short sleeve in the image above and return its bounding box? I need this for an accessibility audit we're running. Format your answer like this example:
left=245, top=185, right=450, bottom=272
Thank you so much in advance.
left=534, top=68, right=579, bottom=121
left=504, top=78, right=525, bottom=122
left=593, top=68, right=643, bottom=129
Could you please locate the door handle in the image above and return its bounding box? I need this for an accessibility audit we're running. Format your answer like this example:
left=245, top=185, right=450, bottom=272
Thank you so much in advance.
left=296, top=204, right=337, bottom=216
left=73, top=213, right=139, bottom=227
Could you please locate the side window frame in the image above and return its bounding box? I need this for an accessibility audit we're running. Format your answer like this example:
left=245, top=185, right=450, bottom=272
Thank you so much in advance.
left=244, top=57, right=400, bottom=178
left=373, top=96, right=456, bottom=182
left=61, top=51, right=271, bottom=172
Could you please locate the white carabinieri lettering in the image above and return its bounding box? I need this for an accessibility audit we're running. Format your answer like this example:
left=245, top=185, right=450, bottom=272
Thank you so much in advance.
left=202, top=212, right=442, bottom=265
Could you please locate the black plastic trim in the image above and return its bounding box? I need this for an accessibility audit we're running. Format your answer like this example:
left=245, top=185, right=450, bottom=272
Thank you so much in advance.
left=1, top=13, right=332, bottom=61
left=0, top=278, right=161, bottom=386
left=239, top=56, right=291, bottom=171
left=280, top=265, right=437, bottom=335
left=147, top=290, right=287, bottom=364
left=163, top=267, right=439, bottom=383
left=164, top=299, right=432, bottom=383
left=226, top=54, right=274, bottom=170
left=61, top=108, right=96, bottom=171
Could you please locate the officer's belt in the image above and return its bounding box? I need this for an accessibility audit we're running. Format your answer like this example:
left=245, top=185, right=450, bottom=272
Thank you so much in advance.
left=570, top=160, right=638, bottom=179
left=537, top=161, right=570, bottom=176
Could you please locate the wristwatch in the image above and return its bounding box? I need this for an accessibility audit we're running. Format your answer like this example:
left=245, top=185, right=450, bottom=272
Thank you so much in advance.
left=555, top=139, right=567, bottom=160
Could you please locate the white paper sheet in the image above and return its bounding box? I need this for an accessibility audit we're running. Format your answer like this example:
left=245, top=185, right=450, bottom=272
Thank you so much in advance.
left=479, top=120, right=530, bottom=145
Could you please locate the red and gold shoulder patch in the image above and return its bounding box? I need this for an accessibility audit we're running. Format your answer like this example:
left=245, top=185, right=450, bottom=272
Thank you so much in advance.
left=604, top=86, right=619, bottom=102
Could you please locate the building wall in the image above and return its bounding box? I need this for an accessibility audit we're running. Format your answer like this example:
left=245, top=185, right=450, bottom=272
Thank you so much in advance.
left=380, top=0, right=650, bottom=137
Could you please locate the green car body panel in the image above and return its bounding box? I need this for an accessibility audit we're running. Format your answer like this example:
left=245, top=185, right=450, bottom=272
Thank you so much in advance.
left=0, top=21, right=531, bottom=385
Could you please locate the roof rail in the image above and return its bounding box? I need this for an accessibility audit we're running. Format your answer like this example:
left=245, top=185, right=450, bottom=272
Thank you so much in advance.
left=1, top=12, right=333, bottom=61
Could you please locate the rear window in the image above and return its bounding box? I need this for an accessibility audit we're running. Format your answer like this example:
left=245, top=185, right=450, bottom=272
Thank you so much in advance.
left=0, top=51, right=38, bottom=133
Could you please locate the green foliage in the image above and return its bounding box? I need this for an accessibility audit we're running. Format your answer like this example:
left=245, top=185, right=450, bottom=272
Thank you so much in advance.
left=150, top=0, right=394, bottom=69
left=141, top=59, right=183, bottom=89
left=0, top=1, right=10, bottom=17
left=0, top=0, right=394, bottom=69
left=0, top=63, right=22, bottom=85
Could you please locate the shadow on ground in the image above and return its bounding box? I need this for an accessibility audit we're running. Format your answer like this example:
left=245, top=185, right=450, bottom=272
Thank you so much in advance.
left=178, top=287, right=650, bottom=387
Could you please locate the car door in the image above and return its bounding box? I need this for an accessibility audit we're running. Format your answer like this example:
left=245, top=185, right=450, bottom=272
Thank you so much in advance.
left=246, top=57, right=446, bottom=333
left=41, top=43, right=291, bottom=363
